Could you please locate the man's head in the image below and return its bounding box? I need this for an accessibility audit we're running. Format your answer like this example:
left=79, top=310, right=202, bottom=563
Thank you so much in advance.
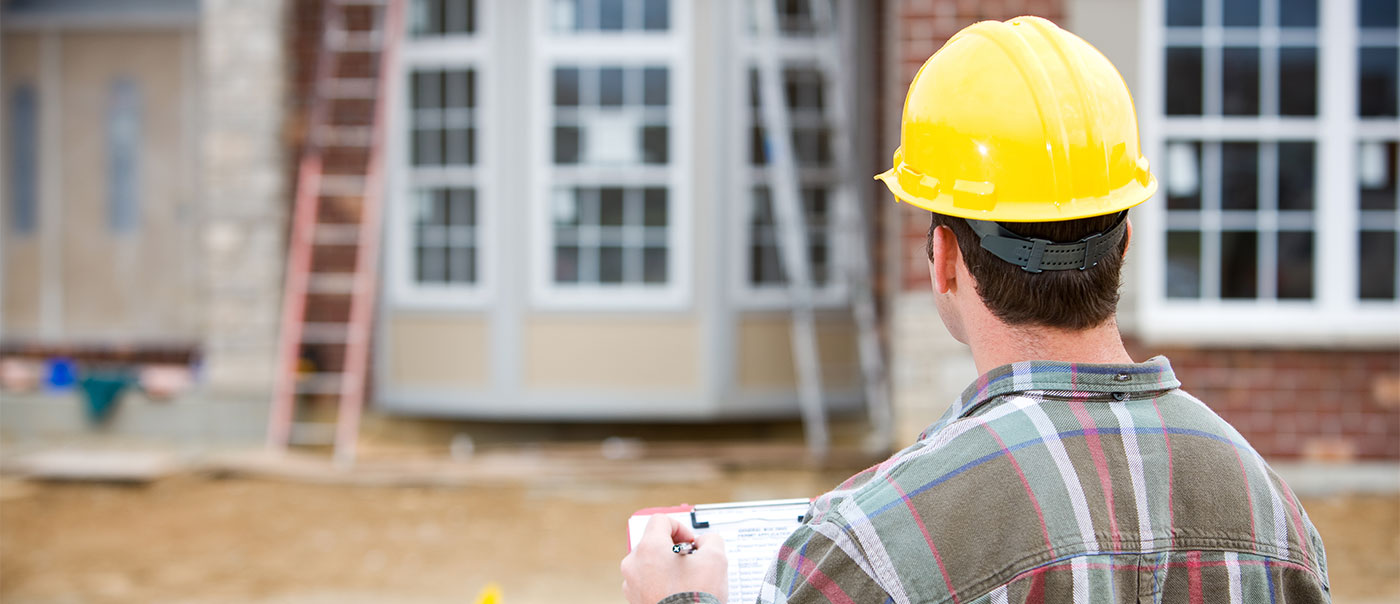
left=925, top=212, right=1131, bottom=341
left=877, top=16, right=1156, bottom=341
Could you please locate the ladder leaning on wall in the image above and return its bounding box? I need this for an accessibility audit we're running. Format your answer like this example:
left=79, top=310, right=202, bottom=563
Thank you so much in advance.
left=752, top=0, right=893, bottom=459
left=266, top=0, right=405, bottom=465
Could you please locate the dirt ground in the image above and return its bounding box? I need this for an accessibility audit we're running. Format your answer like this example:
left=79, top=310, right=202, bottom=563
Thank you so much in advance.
left=1, top=472, right=1396, bottom=604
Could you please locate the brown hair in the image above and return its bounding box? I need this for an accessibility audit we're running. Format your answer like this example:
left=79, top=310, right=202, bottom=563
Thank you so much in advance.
left=926, top=212, right=1128, bottom=330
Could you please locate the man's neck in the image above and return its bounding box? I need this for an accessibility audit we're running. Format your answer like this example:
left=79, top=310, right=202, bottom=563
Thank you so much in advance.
left=964, top=314, right=1136, bottom=375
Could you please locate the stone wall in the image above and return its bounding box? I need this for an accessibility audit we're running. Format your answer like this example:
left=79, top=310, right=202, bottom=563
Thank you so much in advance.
left=199, top=0, right=288, bottom=398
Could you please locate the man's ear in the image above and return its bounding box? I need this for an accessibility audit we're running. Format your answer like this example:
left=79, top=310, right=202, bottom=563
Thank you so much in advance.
left=929, top=224, right=959, bottom=295
left=1122, top=217, right=1133, bottom=259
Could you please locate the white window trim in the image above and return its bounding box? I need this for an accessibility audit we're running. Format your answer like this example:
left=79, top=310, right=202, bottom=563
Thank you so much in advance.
left=728, top=1, right=850, bottom=310
left=1137, top=0, right=1400, bottom=346
left=388, top=3, right=495, bottom=309
left=529, top=0, right=692, bottom=311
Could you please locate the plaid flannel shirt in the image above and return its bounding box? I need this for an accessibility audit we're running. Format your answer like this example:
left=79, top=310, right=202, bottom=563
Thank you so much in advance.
left=666, top=356, right=1330, bottom=604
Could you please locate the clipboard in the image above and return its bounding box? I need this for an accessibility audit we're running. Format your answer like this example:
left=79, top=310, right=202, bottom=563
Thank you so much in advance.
left=628, top=498, right=810, bottom=604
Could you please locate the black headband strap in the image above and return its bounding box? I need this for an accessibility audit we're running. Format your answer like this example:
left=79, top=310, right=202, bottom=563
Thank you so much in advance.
left=963, top=212, right=1128, bottom=273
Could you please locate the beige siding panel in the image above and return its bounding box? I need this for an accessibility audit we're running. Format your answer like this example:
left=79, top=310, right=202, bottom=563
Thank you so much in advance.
left=387, top=315, right=490, bottom=388
left=2, top=34, right=42, bottom=334
left=524, top=317, right=700, bottom=389
left=736, top=315, right=860, bottom=389
left=59, top=32, right=198, bottom=340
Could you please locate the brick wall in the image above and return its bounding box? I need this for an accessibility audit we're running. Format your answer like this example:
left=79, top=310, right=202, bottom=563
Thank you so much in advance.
left=883, top=0, right=1400, bottom=461
left=1128, top=344, right=1400, bottom=461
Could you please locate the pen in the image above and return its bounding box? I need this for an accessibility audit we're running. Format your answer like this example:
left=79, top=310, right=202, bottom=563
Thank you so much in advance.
left=672, top=541, right=698, bottom=555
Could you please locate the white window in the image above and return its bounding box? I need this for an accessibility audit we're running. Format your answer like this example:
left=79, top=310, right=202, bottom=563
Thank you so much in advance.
left=391, top=0, right=492, bottom=306
left=1138, top=0, right=1399, bottom=343
left=731, top=0, right=849, bottom=308
left=107, top=77, right=141, bottom=234
left=8, top=84, right=37, bottom=236
left=532, top=0, right=689, bottom=308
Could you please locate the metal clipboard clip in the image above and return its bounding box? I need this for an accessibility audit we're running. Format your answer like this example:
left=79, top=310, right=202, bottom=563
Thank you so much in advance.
left=689, top=498, right=811, bottom=529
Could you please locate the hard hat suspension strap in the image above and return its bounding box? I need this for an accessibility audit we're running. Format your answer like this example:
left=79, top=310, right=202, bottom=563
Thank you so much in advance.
left=964, top=211, right=1128, bottom=274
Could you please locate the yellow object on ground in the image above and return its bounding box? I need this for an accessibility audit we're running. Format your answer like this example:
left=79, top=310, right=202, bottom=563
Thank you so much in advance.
left=877, top=16, right=1156, bottom=222
left=474, top=583, right=503, bottom=604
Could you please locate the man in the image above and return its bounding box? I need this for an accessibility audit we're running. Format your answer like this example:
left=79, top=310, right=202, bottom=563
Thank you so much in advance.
left=622, top=16, right=1329, bottom=604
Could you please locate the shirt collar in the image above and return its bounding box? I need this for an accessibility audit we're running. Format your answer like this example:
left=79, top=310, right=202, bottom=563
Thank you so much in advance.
left=919, top=356, right=1181, bottom=441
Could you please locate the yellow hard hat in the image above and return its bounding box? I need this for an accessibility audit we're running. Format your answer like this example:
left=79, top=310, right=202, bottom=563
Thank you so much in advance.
left=876, top=16, right=1156, bottom=223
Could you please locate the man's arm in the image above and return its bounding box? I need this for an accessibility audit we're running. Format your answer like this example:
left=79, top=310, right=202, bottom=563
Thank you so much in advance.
left=760, top=523, right=891, bottom=604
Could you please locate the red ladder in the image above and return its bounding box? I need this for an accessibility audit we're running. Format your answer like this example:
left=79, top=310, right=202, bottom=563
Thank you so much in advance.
left=267, top=0, right=404, bottom=464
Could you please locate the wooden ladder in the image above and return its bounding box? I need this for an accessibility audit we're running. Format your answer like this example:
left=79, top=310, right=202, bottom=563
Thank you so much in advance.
left=266, top=0, right=404, bottom=464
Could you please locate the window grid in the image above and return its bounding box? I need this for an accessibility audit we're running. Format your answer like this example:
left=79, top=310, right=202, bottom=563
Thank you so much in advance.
left=393, top=0, right=489, bottom=306
left=107, top=77, right=141, bottom=234
left=8, top=85, right=37, bottom=235
left=1141, top=0, right=1400, bottom=342
left=534, top=0, right=685, bottom=307
left=734, top=0, right=848, bottom=307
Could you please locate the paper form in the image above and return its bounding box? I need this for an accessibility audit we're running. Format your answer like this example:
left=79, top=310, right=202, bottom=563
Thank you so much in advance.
left=628, top=499, right=810, bottom=604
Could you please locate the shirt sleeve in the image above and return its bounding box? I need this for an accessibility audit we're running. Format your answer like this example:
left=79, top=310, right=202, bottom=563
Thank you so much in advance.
left=656, top=592, right=722, bottom=604
left=761, top=523, right=890, bottom=604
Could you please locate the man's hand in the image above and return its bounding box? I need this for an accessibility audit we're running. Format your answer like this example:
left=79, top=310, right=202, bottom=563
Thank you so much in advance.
left=621, top=514, right=728, bottom=604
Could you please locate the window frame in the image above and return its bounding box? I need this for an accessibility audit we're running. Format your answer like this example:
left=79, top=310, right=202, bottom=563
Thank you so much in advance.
left=529, top=0, right=692, bottom=310
left=388, top=0, right=495, bottom=309
left=1137, top=0, right=1400, bottom=345
left=728, top=0, right=852, bottom=310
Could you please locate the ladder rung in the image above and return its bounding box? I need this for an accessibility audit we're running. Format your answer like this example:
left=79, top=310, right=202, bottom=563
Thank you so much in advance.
left=327, top=30, right=383, bottom=52
left=289, top=421, right=338, bottom=445
left=314, top=224, right=361, bottom=245
left=301, top=322, right=352, bottom=344
left=307, top=273, right=358, bottom=295
left=317, top=125, right=374, bottom=147
left=323, top=77, right=377, bottom=99
left=319, top=174, right=366, bottom=197
left=295, top=372, right=344, bottom=395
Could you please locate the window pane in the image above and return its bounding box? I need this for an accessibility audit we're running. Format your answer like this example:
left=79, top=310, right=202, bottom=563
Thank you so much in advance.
left=642, top=0, right=669, bottom=30
left=599, top=187, right=625, bottom=226
left=1222, top=47, right=1260, bottom=115
left=1277, top=231, right=1314, bottom=299
left=1166, top=141, right=1202, bottom=209
left=1279, top=0, right=1318, bottom=27
left=412, top=70, right=441, bottom=109
left=1222, top=143, right=1259, bottom=210
left=1278, top=47, right=1317, bottom=116
left=599, top=0, right=624, bottom=30
left=8, top=85, right=37, bottom=235
left=1166, top=0, right=1203, bottom=26
left=1222, top=0, right=1260, bottom=27
left=1166, top=47, right=1203, bottom=115
left=554, top=126, right=580, bottom=164
left=643, top=188, right=668, bottom=226
left=599, top=67, right=624, bottom=107
left=1359, top=141, right=1397, bottom=211
left=411, top=0, right=441, bottom=36
left=599, top=246, right=624, bottom=283
left=641, top=126, right=668, bottom=164
left=555, top=67, right=580, bottom=106
left=1359, top=46, right=1398, bottom=117
left=1166, top=231, right=1202, bottom=298
left=555, top=245, right=580, bottom=283
left=643, top=67, right=668, bottom=106
left=107, top=78, right=142, bottom=234
left=1278, top=142, right=1315, bottom=210
left=1359, top=232, right=1397, bottom=299
left=1221, top=231, right=1259, bottom=299
left=449, top=247, right=476, bottom=283
left=785, top=67, right=824, bottom=110
left=642, top=247, right=667, bottom=283
left=1360, top=0, right=1399, bottom=28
